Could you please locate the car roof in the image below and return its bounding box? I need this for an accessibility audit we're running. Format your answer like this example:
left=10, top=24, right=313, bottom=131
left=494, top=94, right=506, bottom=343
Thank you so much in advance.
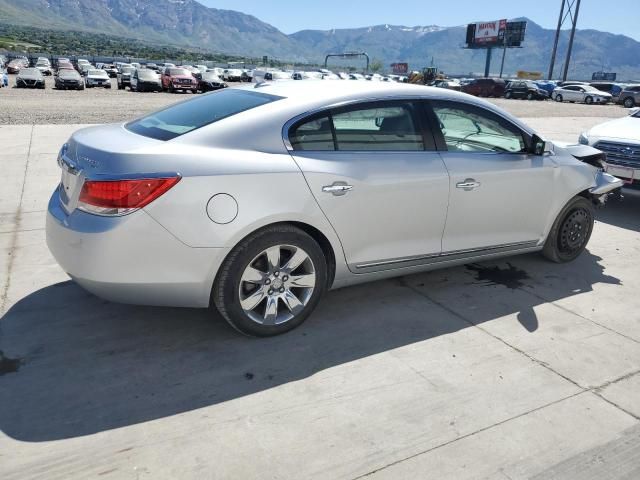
left=229, top=81, right=533, bottom=133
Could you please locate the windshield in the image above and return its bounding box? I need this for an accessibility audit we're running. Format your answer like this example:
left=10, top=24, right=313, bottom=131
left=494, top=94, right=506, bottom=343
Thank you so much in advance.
left=202, top=72, right=221, bottom=81
left=20, top=68, right=40, bottom=76
left=169, top=68, right=190, bottom=76
left=582, top=86, right=600, bottom=92
left=60, top=70, right=80, bottom=78
left=126, top=89, right=283, bottom=141
left=138, top=70, right=159, bottom=79
left=121, top=67, right=134, bottom=74
left=89, top=70, right=107, bottom=76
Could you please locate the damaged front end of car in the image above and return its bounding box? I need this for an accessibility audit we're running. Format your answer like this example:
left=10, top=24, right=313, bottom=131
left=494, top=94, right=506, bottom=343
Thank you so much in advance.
left=561, top=143, right=624, bottom=205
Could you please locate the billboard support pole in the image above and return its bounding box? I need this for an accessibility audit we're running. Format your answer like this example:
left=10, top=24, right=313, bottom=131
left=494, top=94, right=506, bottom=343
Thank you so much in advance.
left=562, top=0, right=581, bottom=81
left=484, top=48, right=492, bottom=78
left=548, top=0, right=565, bottom=80
left=499, top=31, right=510, bottom=78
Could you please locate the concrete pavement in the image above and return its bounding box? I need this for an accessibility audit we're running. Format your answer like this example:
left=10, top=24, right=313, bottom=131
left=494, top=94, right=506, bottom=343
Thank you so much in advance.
left=1, top=123, right=639, bottom=479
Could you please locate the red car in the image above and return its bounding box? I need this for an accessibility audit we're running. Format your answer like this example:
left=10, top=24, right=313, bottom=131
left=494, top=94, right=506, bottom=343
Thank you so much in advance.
left=461, top=78, right=507, bottom=97
left=6, top=60, right=23, bottom=74
left=161, top=67, right=198, bottom=93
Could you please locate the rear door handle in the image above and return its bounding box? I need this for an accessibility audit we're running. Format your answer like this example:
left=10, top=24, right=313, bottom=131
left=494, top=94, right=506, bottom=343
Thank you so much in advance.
left=322, top=182, right=353, bottom=196
left=456, top=178, right=481, bottom=191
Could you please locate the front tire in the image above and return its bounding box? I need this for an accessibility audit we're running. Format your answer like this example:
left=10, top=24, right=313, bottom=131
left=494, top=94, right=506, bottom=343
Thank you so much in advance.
left=555, top=94, right=563, bottom=102
left=542, top=196, right=594, bottom=263
left=505, top=91, right=512, bottom=99
left=213, top=225, right=327, bottom=337
left=623, top=97, right=635, bottom=108
left=585, top=96, right=593, bottom=105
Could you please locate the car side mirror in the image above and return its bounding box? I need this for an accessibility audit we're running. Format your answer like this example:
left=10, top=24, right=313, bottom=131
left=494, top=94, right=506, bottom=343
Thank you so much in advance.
left=532, top=135, right=553, bottom=156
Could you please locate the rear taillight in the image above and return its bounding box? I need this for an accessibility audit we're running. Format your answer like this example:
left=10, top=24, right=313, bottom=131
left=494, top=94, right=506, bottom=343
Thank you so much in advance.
left=78, top=176, right=181, bottom=216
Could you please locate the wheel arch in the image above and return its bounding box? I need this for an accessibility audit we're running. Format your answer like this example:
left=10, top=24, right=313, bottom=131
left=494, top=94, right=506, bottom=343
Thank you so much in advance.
left=214, top=220, right=338, bottom=292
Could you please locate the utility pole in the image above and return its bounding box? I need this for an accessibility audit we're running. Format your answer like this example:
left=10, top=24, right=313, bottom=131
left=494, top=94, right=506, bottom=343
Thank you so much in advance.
left=548, top=0, right=565, bottom=79
left=548, top=0, right=582, bottom=81
left=562, top=0, right=581, bottom=81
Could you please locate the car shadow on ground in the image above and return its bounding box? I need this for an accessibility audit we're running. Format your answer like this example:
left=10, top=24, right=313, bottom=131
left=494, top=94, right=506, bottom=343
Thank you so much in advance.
left=595, top=190, right=640, bottom=233
left=0, top=250, right=620, bottom=442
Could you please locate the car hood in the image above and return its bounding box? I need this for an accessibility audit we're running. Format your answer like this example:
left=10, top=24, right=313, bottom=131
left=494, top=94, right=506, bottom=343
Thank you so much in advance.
left=18, top=74, right=42, bottom=80
left=588, top=116, right=640, bottom=142
left=589, top=91, right=612, bottom=97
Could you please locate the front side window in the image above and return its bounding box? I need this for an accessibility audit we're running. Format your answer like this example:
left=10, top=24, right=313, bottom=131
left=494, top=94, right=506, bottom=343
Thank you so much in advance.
left=431, top=101, right=526, bottom=154
left=127, top=89, right=282, bottom=141
left=332, top=103, right=424, bottom=151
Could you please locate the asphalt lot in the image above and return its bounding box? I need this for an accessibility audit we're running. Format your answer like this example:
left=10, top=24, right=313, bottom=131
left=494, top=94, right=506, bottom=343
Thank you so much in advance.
left=1, top=87, right=640, bottom=479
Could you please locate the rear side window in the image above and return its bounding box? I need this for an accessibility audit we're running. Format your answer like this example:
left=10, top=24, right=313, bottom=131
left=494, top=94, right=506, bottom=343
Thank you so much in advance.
left=127, top=89, right=282, bottom=141
left=332, top=104, right=424, bottom=151
left=289, top=115, right=335, bottom=151
left=288, top=101, right=429, bottom=152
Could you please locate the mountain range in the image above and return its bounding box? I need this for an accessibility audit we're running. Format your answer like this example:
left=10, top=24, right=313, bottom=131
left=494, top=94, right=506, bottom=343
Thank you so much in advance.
left=1, top=0, right=639, bottom=79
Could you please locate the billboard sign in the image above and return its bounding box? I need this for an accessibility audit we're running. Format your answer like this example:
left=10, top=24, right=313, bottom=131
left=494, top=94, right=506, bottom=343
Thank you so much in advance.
left=474, top=19, right=507, bottom=45
left=517, top=70, right=543, bottom=80
left=391, top=62, right=408, bottom=74
left=592, top=71, right=617, bottom=81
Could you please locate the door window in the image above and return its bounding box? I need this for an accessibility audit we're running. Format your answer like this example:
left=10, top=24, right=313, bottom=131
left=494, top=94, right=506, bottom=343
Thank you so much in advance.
left=332, top=103, right=425, bottom=151
left=288, top=101, right=432, bottom=152
left=431, top=102, right=526, bottom=154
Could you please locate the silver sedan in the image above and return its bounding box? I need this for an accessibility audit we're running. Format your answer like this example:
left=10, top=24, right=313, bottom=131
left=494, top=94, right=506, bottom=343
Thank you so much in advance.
left=46, top=82, right=622, bottom=336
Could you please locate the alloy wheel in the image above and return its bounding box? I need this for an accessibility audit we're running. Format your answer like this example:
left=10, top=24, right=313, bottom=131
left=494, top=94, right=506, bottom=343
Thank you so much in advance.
left=238, top=244, right=316, bottom=325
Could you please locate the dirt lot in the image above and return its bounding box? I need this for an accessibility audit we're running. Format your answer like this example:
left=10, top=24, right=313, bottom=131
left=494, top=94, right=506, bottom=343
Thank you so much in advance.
left=0, top=74, right=629, bottom=125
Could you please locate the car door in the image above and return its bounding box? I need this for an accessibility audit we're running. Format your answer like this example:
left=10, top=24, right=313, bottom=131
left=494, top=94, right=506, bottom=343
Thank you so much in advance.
left=428, top=100, right=556, bottom=253
left=287, top=100, right=450, bottom=272
left=563, top=85, right=580, bottom=101
left=576, top=86, right=589, bottom=102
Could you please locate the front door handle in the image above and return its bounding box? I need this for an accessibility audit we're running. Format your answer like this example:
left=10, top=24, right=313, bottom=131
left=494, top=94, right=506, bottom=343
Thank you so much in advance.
left=322, top=182, right=353, bottom=196
left=456, top=178, right=481, bottom=191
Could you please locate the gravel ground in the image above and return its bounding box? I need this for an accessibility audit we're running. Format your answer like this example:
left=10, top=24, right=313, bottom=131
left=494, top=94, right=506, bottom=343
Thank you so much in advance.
left=0, top=73, right=630, bottom=124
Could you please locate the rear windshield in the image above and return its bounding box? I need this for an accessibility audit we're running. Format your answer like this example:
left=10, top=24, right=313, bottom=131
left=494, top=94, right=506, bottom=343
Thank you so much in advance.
left=126, top=89, right=282, bottom=141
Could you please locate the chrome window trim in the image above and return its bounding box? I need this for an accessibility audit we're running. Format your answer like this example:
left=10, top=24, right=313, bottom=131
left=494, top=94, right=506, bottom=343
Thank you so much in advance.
left=282, top=95, right=535, bottom=153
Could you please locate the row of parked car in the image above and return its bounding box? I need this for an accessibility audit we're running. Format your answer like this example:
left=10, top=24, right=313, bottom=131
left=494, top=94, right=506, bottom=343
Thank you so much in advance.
left=448, top=77, right=639, bottom=107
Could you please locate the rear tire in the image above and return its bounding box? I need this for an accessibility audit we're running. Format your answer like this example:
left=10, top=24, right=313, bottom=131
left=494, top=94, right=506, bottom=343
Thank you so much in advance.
left=213, top=225, right=327, bottom=337
left=542, top=196, right=594, bottom=263
left=623, top=97, right=636, bottom=108
left=527, top=92, right=534, bottom=100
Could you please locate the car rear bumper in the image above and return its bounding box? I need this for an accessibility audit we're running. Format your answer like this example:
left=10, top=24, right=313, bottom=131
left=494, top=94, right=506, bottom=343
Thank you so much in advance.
left=46, top=189, right=228, bottom=308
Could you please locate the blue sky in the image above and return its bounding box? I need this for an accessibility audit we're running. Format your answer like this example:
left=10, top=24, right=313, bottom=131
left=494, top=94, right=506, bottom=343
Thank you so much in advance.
left=202, top=0, right=640, bottom=40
